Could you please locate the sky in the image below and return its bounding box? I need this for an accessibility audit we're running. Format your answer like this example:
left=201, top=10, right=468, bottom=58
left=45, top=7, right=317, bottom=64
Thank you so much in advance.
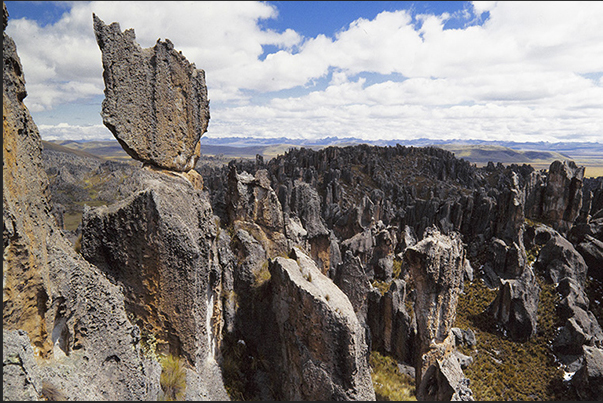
left=4, top=1, right=603, bottom=143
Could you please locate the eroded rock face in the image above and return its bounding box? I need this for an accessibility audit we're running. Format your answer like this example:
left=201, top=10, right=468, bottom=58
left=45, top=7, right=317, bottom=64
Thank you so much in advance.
left=81, top=169, right=223, bottom=372
left=93, top=14, right=209, bottom=172
left=269, top=247, right=376, bottom=401
left=487, top=268, right=540, bottom=342
left=3, top=6, right=162, bottom=399
left=404, top=227, right=472, bottom=401
left=542, top=160, right=584, bottom=235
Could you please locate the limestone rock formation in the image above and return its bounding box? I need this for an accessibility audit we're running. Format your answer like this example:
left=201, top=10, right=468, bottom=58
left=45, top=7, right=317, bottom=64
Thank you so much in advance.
left=542, top=160, right=584, bottom=235
left=269, top=247, right=376, bottom=401
left=80, top=167, right=229, bottom=399
left=486, top=267, right=540, bottom=342
left=93, top=14, right=210, bottom=172
left=404, top=227, right=473, bottom=401
left=367, top=279, right=416, bottom=365
left=334, top=250, right=372, bottom=323
left=3, top=6, right=162, bottom=399
left=572, top=345, right=603, bottom=400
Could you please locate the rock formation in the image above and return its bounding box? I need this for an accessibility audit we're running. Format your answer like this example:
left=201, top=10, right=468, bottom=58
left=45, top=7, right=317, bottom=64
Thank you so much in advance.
left=404, top=227, right=473, bottom=401
left=93, top=14, right=210, bottom=172
left=3, top=5, right=161, bottom=399
left=269, top=247, right=376, bottom=400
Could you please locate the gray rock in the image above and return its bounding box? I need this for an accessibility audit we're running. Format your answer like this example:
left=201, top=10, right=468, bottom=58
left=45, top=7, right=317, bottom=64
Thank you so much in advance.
left=404, top=227, right=471, bottom=400
left=487, top=267, right=540, bottom=342
left=269, top=247, right=376, bottom=400
left=80, top=167, right=228, bottom=399
left=93, top=14, right=209, bottom=172
left=542, top=160, right=584, bottom=235
left=417, top=354, right=474, bottom=401
left=536, top=234, right=588, bottom=285
left=577, top=235, right=603, bottom=280
left=572, top=345, right=603, bottom=401
left=4, top=9, right=163, bottom=399
left=3, top=330, right=42, bottom=401
left=334, top=250, right=372, bottom=323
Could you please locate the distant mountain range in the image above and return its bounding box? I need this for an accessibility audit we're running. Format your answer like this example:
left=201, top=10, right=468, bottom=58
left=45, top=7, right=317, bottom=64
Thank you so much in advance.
left=43, top=136, right=603, bottom=177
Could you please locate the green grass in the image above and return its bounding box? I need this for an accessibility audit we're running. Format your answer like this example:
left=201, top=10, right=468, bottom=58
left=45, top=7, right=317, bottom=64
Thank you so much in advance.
left=369, top=350, right=416, bottom=401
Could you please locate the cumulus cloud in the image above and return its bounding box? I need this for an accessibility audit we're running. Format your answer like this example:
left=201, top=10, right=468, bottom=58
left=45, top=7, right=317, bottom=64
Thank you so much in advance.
left=38, top=123, right=112, bottom=141
left=6, top=1, right=603, bottom=142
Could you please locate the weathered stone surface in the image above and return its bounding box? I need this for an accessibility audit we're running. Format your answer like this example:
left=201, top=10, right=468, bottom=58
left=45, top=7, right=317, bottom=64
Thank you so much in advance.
left=572, top=345, right=603, bottom=401
left=576, top=235, right=603, bottom=280
left=269, top=247, right=376, bottom=400
left=367, top=279, right=416, bottom=364
left=93, top=14, right=209, bottom=172
left=542, top=160, right=584, bottom=234
left=80, top=167, right=227, bottom=399
left=3, top=330, right=43, bottom=401
left=487, top=267, right=540, bottom=342
left=3, top=8, right=163, bottom=399
left=536, top=234, right=588, bottom=285
left=226, top=166, right=288, bottom=257
left=404, top=227, right=472, bottom=400
left=334, top=250, right=372, bottom=322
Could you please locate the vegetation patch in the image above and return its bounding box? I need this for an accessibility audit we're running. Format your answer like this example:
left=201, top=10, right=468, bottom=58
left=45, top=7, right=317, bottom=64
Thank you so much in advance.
left=253, top=260, right=272, bottom=288
left=369, top=350, right=416, bottom=401
left=455, top=277, right=577, bottom=401
left=371, top=279, right=392, bottom=296
left=40, top=381, right=65, bottom=401
left=159, top=354, right=187, bottom=401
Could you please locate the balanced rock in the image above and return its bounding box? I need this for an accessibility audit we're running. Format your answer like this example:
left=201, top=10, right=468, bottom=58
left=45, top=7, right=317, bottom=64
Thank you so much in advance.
left=93, top=14, right=209, bottom=172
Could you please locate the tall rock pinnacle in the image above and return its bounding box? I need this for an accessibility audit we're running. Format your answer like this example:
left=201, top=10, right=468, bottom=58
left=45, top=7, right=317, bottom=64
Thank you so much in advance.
left=93, top=14, right=210, bottom=172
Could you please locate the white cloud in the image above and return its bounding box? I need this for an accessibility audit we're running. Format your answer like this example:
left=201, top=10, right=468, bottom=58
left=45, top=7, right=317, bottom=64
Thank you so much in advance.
left=38, top=123, right=112, bottom=141
left=6, top=1, right=603, bottom=143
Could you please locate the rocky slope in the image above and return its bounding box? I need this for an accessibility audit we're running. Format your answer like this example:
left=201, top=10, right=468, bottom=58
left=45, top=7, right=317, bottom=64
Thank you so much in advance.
left=6, top=5, right=603, bottom=401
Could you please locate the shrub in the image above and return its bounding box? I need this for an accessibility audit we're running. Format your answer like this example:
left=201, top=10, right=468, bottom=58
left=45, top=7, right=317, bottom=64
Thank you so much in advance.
left=253, top=261, right=271, bottom=287
left=73, top=233, right=82, bottom=254
left=40, top=381, right=65, bottom=401
left=159, top=354, right=187, bottom=401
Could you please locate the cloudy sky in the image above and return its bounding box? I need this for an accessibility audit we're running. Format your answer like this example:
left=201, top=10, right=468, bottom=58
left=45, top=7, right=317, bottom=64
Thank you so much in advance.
left=4, top=1, right=603, bottom=143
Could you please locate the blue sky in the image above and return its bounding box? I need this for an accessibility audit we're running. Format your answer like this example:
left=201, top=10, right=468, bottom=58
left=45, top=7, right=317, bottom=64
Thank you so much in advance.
left=4, top=1, right=603, bottom=143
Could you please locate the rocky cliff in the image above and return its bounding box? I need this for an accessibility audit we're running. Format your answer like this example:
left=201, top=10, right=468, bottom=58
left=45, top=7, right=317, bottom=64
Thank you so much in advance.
left=3, top=5, right=162, bottom=400
left=6, top=4, right=603, bottom=401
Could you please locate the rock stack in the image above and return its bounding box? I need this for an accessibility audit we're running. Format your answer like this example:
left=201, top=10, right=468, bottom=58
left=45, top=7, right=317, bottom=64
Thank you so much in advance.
left=93, top=14, right=210, bottom=172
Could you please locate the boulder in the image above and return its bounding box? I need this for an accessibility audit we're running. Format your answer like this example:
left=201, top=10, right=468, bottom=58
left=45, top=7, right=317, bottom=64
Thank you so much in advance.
left=93, top=14, right=209, bottom=172
left=487, top=267, right=540, bottom=342
left=269, top=248, right=376, bottom=400
left=572, top=345, right=603, bottom=401
left=576, top=235, right=603, bottom=281
left=536, top=234, right=588, bottom=285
